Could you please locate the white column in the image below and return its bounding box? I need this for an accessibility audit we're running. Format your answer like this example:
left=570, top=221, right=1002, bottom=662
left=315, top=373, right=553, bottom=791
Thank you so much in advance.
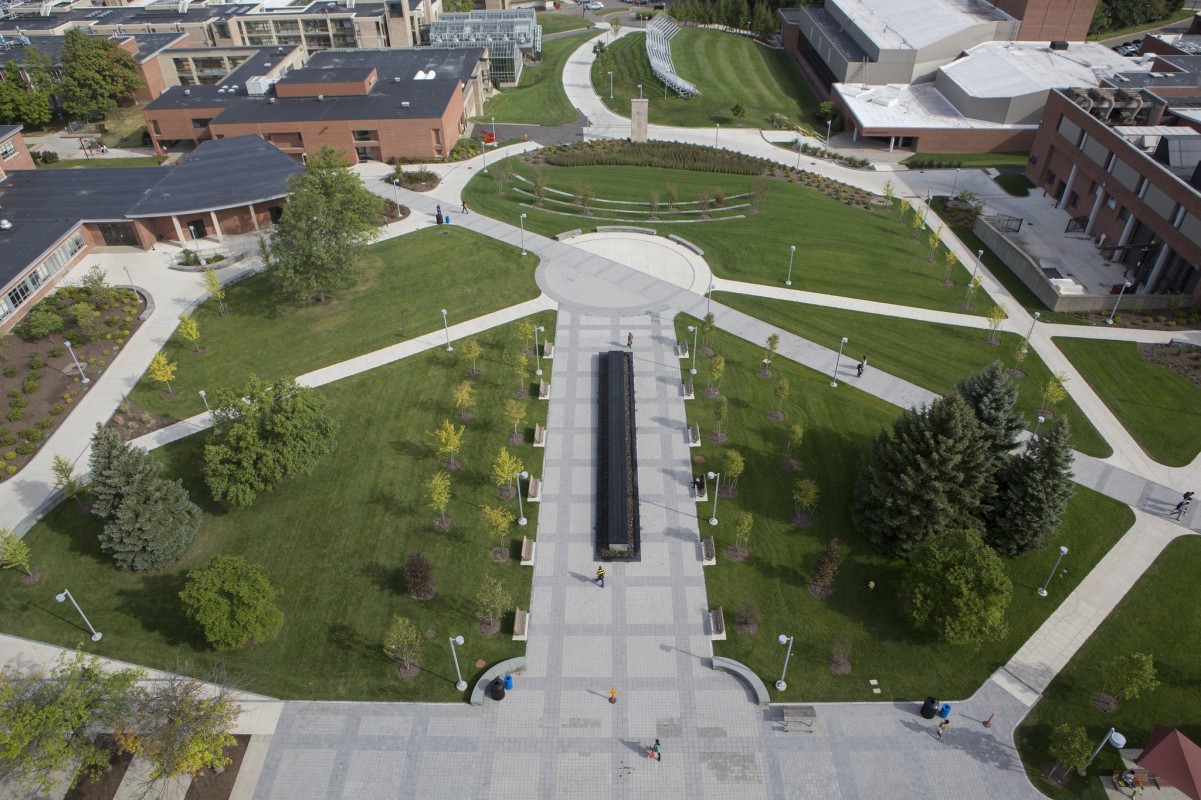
left=209, top=211, right=224, bottom=243
left=1142, top=245, right=1172, bottom=293
left=1084, top=187, right=1105, bottom=234
left=1116, top=213, right=1137, bottom=250
left=248, top=203, right=261, bottom=232
left=1059, top=164, right=1078, bottom=208
left=171, top=216, right=185, bottom=242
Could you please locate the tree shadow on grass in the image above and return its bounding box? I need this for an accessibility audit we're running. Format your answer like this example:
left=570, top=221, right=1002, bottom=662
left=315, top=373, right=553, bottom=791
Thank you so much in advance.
left=114, top=571, right=204, bottom=648
left=326, top=622, right=375, bottom=662
left=359, top=560, right=405, bottom=595
left=368, top=488, right=409, bottom=518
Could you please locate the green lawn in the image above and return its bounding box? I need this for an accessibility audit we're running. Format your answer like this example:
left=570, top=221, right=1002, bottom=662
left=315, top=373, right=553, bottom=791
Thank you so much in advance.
left=713, top=295, right=1112, bottom=458
left=1016, top=537, right=1201, bottom=800
left=1089, top=9, right=1197, bottom=41
left=929, top=198, right=1081, bottom=325
left=480, top=31, right=593, bottom=125
left=677, top=316, right=1133, bottom=702
left=902, top=152, right=1031, bottom=169
left=40, top=157, right=164, bottom=169
left=592, top=28, right=819, bottom=131
left=537, top=10, right=596, bottom=34
left=464, top=159, right=994, bottom=315
left=1055, top=338, right=1201, bottom=466
left=129, top=227, right=539, bottom=420
left=994, top=173, right=1034, bottom=196
left=0, top=314, right=554, bottom=701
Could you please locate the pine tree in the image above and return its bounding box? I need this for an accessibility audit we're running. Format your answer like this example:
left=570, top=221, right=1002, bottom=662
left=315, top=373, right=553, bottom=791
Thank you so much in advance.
left=954, top=361, right=1024, bottom=461
left=984, top=419, right=1075, bottom=556
left=853, top=394, right=993, bottom=557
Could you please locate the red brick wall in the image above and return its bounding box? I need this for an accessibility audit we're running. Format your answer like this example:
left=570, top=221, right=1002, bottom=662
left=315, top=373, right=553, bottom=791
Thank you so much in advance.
left=836, top=96, right=1036, bottom=154
left=990, top=0, right=1097, bottom=41
left=0, top=129, right=38, bottom=174
left=0, top=227, right=94, bottom=335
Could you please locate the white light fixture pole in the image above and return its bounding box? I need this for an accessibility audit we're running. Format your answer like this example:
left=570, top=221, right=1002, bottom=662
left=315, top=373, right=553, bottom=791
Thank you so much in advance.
left=1024, top=311, right=1040, bottom=349
left=534, top=325, right=545, bottom=376
left=608, top=70, right=613, bottom=99
left=1033, top=414, right=1046, bottom=439
left=705, top=282, right=717, bottom=314
left=950, top=167, right=961, bottom=198
left=449, top=635, right=467, bottom=691
left=638, top=83, right=643, bottom=99
left=830, top=337, right=848, bottom=388
left=775, top=633, right=794, bottom=691
left=491, top=116, right=497, bottom=145
left=922, top=189, right=932, bottom=224
left=687, top=325, right=698, bottom=375
left=56, top=589, right=101, bottom=641
left=517, top=470, right=529, bottom=526
left=519, top=213, right=527, bottom=256
left=1083, top=728, right=1126, bottom=772
left=1037, top=546, right=1069, bottom=597
left=706, top=471, right=721, bottom=526
left=64, top=341, right=88, bottom=384
left=795, top=137, right=802, bottom=169
left=481, top=139, right=488, bottom=173
left=393, top=176, right=400, bottom=211
left=198, top=389, right=211, bottom=421
left=1106, top=280, right=1131, bottom=325
left=715, top=123, right=720, bottom=147
left=122, top=264, right=134, bottom=292
left=970, top=248, right=984, bottom=283
left=825, top=119, right=832, bottom=148
left=440, top=309, right=453, bottom=351
left=785, top=244, right=796, bottom=286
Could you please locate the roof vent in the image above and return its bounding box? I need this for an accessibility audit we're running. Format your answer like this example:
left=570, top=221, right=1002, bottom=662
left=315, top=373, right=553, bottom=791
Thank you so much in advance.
left=1050, top=40, right=1069, bottom=50
left=317, top=94, right=325, bottom=101
left=268, top=97, right=277, bottom=103
left=0, top=219, right=12, bottom=231
left=400, top=100, right=410, bottom=108
left=392, top=76, right=401, bottom=82
left=183, top=88, right=191, bottom=95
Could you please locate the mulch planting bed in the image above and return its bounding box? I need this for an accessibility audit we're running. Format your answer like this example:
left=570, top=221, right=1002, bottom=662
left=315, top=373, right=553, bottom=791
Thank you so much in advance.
left=1139, top=343, right=1201, bottom=390
left=62, top=736, right=134, bottom=800
left=184, top=734, right=251, bottom=800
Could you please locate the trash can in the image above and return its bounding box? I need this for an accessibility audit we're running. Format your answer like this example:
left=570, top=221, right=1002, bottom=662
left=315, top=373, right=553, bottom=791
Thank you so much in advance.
left=503, top=674, right=514, bottom=691
left=939, top=703, right=952, bottom=720
left=921, top=697, right=939, bottom=719
left=489, top=676, right=506, bottom=701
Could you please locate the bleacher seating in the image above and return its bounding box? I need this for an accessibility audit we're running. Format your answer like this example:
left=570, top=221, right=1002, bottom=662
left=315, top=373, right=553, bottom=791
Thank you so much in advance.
left=645, top=14, right=699, bottom=98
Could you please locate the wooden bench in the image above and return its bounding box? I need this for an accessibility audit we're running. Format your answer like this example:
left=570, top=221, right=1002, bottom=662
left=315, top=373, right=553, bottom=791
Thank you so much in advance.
left=538, top=379, right=550, bottom=400
left=520, top=535, right=536, bottom=565
left=702, top=536, right=716, bottom=565
left=533, top=423, right=546, bottom=448
left=709, top=606, right=726, bottom=641
left=782, top=705, right=817, bottom=732
left=688, top=423, right=701, bottom=447
left=676, top=340, right=689, bottom=358
left=528, top=476, right=541, bottom=503
left=682, top=379, right=694, bottom=400
left=1112, top=770, right=1150, bottom=790
left=542, top=341, right=554, bottom=359
left=513, top=608, right=529, bottom=641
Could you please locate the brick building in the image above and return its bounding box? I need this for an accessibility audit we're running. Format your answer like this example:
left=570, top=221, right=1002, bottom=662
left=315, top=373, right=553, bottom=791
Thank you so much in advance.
left=143, top=47, right=486, bottom=163
left=988, top=0, right=1095, bottom=41
left=0, top=124, right=36, bottom=177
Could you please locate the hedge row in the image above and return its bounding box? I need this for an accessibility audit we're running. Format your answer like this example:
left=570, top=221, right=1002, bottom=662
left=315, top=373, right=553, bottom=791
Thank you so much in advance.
left=541, top=140, right=769, bottom=175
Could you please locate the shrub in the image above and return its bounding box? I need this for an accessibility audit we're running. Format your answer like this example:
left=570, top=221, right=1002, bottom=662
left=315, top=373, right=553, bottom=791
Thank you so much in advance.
left=20, top=377, right=39, bottom=395
left=0, top=430, right=14, bottom=446
left=6, top=390, right=18, bottom=399
left=27, top=355, right=45, bottom=370
left=6, top=409, right=24, bottom=423
left=4, top=452, right=15, bottom=461
left=18, top=427, right=42, bottom=443
left=2, top=366, right=17, bottom=379
left=37, top=149, right=59, bottom=164
left=180, top=556, right=284, bottom=650
left=35, top=418, right=54, bottom=430
left=49, top=404, right=65, bottom=416
left=543, top=140, right=768, bottom=175
left=48, top=345, right=66, bottom=358
left=14, top=443, right=34, bottom=456
left=14, top=307, right=65, bottom=341
left=5, top=465, right=14, bottom=474
left=178, top=248, right=201, bottom=267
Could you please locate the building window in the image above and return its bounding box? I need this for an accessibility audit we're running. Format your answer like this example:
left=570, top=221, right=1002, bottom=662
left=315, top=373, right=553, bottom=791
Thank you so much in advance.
left=1104, top=152, right=1116, bottom=173
left=191, top=118, right=213, bottom=129
left=1077, top=130, right=1088, bottom=148
left=0, top=139, right=15, bottom=160
left=1088, top=181, right=1098, bottom=196
left=1106, top=195, right=1116, bottom=210
left=1136, top=176, right=1148, bottom=198
left=352, top=130, right=376, bottom=141
left=1068, top=192, right=1080, bottom=208
left=6, top=282, right=31, bottom=310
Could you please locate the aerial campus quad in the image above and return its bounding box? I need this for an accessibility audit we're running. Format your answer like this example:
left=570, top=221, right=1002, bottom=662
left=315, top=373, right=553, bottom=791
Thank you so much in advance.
left=1, top=0, right=1201, bottom=796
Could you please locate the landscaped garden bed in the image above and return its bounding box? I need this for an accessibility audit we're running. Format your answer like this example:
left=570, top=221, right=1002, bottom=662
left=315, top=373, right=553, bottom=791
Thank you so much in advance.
left=0, top=270, right=146, bottom=481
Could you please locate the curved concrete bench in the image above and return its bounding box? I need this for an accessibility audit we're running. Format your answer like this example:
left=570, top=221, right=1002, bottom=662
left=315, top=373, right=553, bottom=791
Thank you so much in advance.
left=555, top=229, right=583, bottom=241
left=596, top=225, right=657, bottom=235
left=667, top=234, right=704, bottom=256
left=469, top=656, right=527, bottom=705
left=711, top=656, right=770, bottom=706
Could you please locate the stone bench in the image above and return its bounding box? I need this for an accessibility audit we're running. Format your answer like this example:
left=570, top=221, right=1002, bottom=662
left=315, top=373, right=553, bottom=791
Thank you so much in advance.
left=710, top=656, right=771, bottom=707
left=782, top=705, right=817, bottom=732
left=543, top=341, right=555, bottom=359
left=688, top=423, right=701, bottom=447
left=702, top=536, right=716, bottom=565
left=709, top=606, right=726, bottom=641
left=676, top=340, right=689, bottom=358
left=528, top=476, right=542, bottom=503
left=596, top=225, right=656, bottom=235
left=533, top=423, right=546, bottom=448
left=682, top=379, right=694, bottom=400
left=520, top=535, right=536, bottom=565
left=538, top=379, right=550, bottom=400
left=470, top=657, right=526, bottom=705
left=555, top=229, right=582, bottom=241
left=513, top=608, right=529, bottom=642
left=668, top=234, right=704, bottom=255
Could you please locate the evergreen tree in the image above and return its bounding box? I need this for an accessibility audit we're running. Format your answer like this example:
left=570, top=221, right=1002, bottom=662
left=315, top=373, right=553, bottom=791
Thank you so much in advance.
left=954, top=361, right=1023, bottom=461
left=751, top=0, right=777, bottom=39
left=853, top=393, right=993, bottom=557
left=984, top=419, right=1075, bottom=556
left=906, top=528, right=1012, bottom=644
left=58, top=29, right=143, bottom=121
left=179, top=556, right=283, bottom=650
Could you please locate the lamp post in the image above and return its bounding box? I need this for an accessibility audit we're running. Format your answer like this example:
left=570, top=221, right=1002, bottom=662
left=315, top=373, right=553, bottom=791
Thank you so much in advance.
left=1037, top=545, right=1069, bottom=597
left=56, top=588, right=101, bottom=641
left=1023, top=311, right=1040, bottom=350
left=705, top=282, right=716, bottom=314
left=825, top=119, right=831, bottom=148
left=1032, top=414, right=1046, bottom=442
left=516, top=470, right=529, bottom=526
left=64, top=341, right=88, bottom=384
left=608, top=70, right=613, bottom=99
left=970, top=248, right=984, bottom=283
left=534, top=325, right=545, bottom=376
left=1083, top=727, right=1126, bottom=772
left=440, top=309, right=453, bottom=352
left=490, top=116, right=497, bottom=146
left=715, top=123, right=720, bottom=147
left=1106, top=280, right=1131, bottom=325
left=785, top=244, right=796, bottom=286
left=950, top=167, right=960, bottom=199
left=481, top=138, right=488, bottom=173
left=199, top=389, right=211, bottom=422
left=448, top=635, right=467, bottom=691
left=638, top=83, right=643, bottom=99
left=775, top=633, right=794, bottom=691
left=705, top=471, right=721, bottom=526
left=122, top=264, right=134, bottom=293
left=687, top=325, right=698, bottom=375
left=519, top=213, right=527, bottom=256
left=796, top=136, right=802, bottom=169
left=829, top=337, right=848, bottom=388
left=922, top=189, right=932, bottom=225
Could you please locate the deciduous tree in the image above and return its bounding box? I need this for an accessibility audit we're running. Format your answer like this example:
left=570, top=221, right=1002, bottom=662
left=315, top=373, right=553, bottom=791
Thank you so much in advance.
left=714, top=395, right=730, bottom=436
left=148, top=352, right=177, bottom=394
left=773, top=378, right=790, bottom=414
left=1106, top=652, right=1160, bottom=701
left=531, top=171, right=548, bottom=206
left=0, top=528, right=32, bottom=577
left=1048, top=723, right=1091, bottom=780
left=382, top=616, right=422, bottom=668
left=431, top=419, right=465, bottom=469
left=491, top=447, right=524, bottom=490
left=906, top=529, right=1012, bottom=644
left=452, top=381, right=475, bottom=418
left=724, top=448, right=745, bottom=489
left=985, top=304, right=1007, bottom=344
left=58, top=29, right=143, bottom=121
left=426, top=471, right=451, bottom=527
left=202, top=269, right=227, bottom=316
left=179, top=555, right=284, bottom=650
left=793, top=478, right=819, bottom=516
left=51, top=454, right=83, bottom=508
left=404, top=553, right=435, bottom=600
left=942, top=250, right=959, bottom=284
left=504, top=398, right=527, bottom=435
left=482, top=504, right=515, bottom=546
left=927, top=226, right=942, bottom=263
left=733, top=511, right=753, bottom=553
left=178, top=315, right=202, bottom=354
left=460, top=336, right=482, bottom=376
left=785, top=423, right=804, bottom=456
left=1040, top=372, right=1069, bottom=411
left=707, top=353, right=725, bottom=391
left=474, top=575, right=512, bottom=629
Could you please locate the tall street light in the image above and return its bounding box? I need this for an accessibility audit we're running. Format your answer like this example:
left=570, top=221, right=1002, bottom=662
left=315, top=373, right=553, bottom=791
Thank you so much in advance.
left=122, top=264, right=134, bottom=293
left=608, top=70, right=613, bottom=99
left=715, top=123, right=720, bottom=148
left=64, top=340, right=88, bottom=384
left=440, top=309, right=453, bottom=352
left=56, top=588, right=101, bottom=641
left=950, top=167, right=961, bottom=199
left=825, top=119, right=832, bottom=149
left=199, top=389, right=212, bottom=422
left=1037, top=546, right=1069, bottom=597
left=1107, top=280, right=1131, bottom=325
left=705, top=471, right=721, bottom=526
left=969, top=248, right=984, bottom=284
left=1023, top=311, right=1041, bottom=350
left=519, top=213, right=528, bottom=256
left=785, top=244, right=796, bottom=286
left=1083, top=728, right=1126, bottom=772
left=705, top=282, right=717, bottom=314
left=829, top=337, right=848, bottom=388
left=449, top=635, right=467, bottom=691
left=638, top=83, right=643, bottom=99
left=533, top=325, right=545, bottom=376
left=795, top=137, right=802, bottom=169
left=687, top=325, right=698, bottom=375
left=490, top=116, right=497, bottom=145
left=775, top=634, right=794, bottom=691
left=481, top=138, right=488, bottom=173
left=517, top=470, right=529, bottom=526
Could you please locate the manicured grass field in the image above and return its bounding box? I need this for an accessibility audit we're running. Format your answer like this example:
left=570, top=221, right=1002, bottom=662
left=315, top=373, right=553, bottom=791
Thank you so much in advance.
left=0, top=314, right=554, bottom=701
left=592, top=29, right=819, bottom=130
left=465, top=159, right=993, bottom=315
left=902, top=152, right=1031, bottom=169
left=713, top=295, right=1113, bottom=458
left=1016, top=537, right=1201, bottom=800
left=994, top=173, right=1034, bottom=196
left=1054, top=338, right=1201, bottom=466
left=129, top=227, right=539, bottom=420
left=480, top=31, right=593, bottom=125
left=40, top=157, right=164, bottom=169
left=677, top=316, right=1133, bottom=702
left=537, top=10, right=596, bottom=35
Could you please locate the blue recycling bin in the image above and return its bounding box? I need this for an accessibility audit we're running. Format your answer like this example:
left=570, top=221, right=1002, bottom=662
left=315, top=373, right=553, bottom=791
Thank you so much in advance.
left=939, top=703, right=952, bottom=719
left=504, top=674, right=513, bottom=691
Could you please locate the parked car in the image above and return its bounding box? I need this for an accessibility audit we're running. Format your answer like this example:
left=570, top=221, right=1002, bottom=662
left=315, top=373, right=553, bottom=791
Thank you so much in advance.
left=587, top=1, right=604, bottom=8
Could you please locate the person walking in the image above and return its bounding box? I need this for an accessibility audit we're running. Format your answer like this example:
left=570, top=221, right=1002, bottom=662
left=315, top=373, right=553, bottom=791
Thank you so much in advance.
left=856, top=357, right=866, bottom=378
left=596, top=565, right=606, bottom=588
left=627, top=332, right=634, bottom=348
left=1184, top=491, right=1195, bottom=502
left=1170, top=499, right=1190, bottom=519
left=650, top=739, right=661, bottom=761
left=461, top=200, right=469, bottom=214
left=937, top=719, right=950, bottom=739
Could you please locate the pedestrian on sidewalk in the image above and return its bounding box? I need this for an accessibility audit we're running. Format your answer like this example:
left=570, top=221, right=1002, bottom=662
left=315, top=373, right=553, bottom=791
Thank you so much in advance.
left=461, top=200, right=469, bottom=214
left=937, top=719, right=950, bottom=739
left=649, top=739, right=661, bottom=761
left=1184, top=491, right=1195, bottom=502
left=627, top=332, right=634, bottom=348
left=596, top=565, right=606, bottom=588
left=1170, top=499, right=1190, bottom=519
left=856, top=356, right=867, bottom=377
